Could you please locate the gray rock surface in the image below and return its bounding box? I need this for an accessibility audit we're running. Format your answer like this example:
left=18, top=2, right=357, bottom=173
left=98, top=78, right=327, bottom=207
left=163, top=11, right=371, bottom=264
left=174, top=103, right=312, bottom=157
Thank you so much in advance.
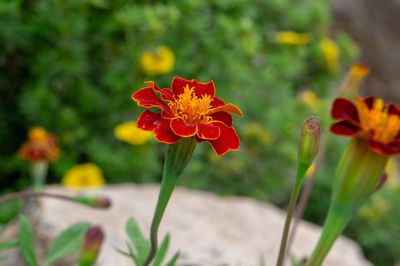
left=1, top=184, right=372, bottom=266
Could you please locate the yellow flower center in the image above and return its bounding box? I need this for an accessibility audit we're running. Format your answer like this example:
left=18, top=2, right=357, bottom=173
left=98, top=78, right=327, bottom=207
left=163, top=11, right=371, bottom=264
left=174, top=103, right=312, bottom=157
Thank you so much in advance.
left=356, top=96, right=400, bottom=144
left=170, top=85, right=213, bottom=124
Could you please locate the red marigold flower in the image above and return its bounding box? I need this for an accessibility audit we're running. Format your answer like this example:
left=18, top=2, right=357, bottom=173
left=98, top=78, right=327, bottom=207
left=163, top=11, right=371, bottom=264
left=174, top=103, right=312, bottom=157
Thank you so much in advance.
left=330, top=96, right=400, bottom=156
left=132, top=77, right=243, bottom=156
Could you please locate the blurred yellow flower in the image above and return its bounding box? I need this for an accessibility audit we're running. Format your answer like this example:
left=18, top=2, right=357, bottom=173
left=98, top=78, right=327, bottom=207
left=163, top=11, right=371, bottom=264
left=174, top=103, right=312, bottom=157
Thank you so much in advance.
left=114, top=121, right=153, bottom=145
left=358, top=196, right=391, bottom=224
left=385, top=158, right=400, bottom=189
left=62, top=163, right=105, bottom=189
left=140, top=46, right=175, bottom=75
left=275, top=31, right=310, bottom=45
left=242, top=122, right=274, bottom=145
left=320, top=37, right=339, bottom=71
left=298, top=90, right=321, bottom=109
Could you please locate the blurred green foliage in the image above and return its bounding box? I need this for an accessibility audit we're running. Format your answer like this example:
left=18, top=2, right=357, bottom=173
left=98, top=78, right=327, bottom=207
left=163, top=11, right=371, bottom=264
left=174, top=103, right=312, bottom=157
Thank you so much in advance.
left=1, top=0, right=396, bottom=265
left=0, top=0, right=355, bottom=194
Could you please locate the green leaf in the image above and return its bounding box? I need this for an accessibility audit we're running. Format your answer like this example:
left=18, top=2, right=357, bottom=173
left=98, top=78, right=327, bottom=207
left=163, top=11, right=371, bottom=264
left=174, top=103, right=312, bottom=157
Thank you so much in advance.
left=152, top=234, right=169, bottom=266
left=43, top=222, right=90, bottom=266
left=0, top=199, right=20, bottom=224
left=115, top=241, right=139, bottom=265
left=0, top=240, right=18, bottom=250
left=115, top=247, right=131, bottom=258
left=166, top=252, right=179, bottom=266
left=126, top=218, right=150, bottom=261
left=126, top=243, right=140, bottom=265
left=18, top=215, right=38, bottom=266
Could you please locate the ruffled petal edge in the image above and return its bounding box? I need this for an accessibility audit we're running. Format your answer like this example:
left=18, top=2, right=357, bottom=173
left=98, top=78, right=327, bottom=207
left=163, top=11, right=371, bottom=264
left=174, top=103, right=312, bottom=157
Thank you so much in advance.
left=197, top=122, right=220, bottom=140
left=203, top=122, right=240, bottom=156
left=137, top=110, right=181, bottom=143
left=330, top=121, right=361, bottom=136
left=171, top=77, right=215, bottom=98
left=170, top=117, right=197, bottom=137
left=331, top=98, right=359, bottom=123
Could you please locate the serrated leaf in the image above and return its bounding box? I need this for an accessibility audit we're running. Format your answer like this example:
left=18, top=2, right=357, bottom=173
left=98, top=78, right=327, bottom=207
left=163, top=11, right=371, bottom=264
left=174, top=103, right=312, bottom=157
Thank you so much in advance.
left=152, top=234, right=169, bottom=266
left=127, top=242, right=140, bottom=265
left=43, top=222, right=90, bottom=266
left=115, top=247, right=131, bottom=258
left=0, top=240, right=18, bottom=250
left=166, top=252, right=179, bottom=266
left=18, top=215, right=38, bottom=266
left=115, top=241, right=140, bottom=265
left=126, top=218, right=150, bottom=261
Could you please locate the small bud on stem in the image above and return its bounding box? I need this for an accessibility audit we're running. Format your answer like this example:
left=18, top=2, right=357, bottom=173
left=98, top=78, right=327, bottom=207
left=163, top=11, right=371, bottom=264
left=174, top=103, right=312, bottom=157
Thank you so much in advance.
left=298, top=117, right=321, bottom=166
left=79, top=226, right=104, bottom=266
left=75, top=195, right=112, bottom=208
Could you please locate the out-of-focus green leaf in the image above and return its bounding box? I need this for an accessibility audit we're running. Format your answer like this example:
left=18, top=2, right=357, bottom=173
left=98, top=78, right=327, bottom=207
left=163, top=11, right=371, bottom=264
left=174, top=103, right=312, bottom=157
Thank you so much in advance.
left=44, top=222, right=90, bottom=266
left=166, top=252, right=179, bottom=266
left=0, top=240, right=18, bottom=250
left=126, top=218, right=150, bottom=262
left=0, top=199, right=20, bottom=224
left=18, top=215, right=38, bottom=266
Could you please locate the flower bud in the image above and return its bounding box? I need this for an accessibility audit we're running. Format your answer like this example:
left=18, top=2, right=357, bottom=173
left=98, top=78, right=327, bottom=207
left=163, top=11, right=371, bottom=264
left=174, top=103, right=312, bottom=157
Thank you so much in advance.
left=79, top=226, right=104, bottom=266
left=75, top=195, right=111, bottom=209
left=298, top=117, right=321, bottom=166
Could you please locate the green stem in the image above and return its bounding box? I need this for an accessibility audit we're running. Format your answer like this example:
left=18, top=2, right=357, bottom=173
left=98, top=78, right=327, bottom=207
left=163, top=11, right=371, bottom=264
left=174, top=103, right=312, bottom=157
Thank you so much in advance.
left=276, top=162, right=309, bottom=266
left=31, top=160, right=48, bottom=192
left=306, top=204, right=351, bottom=266
left=0, top=191, right=79, bottom=205
left=288, top=134, right=330, bottom=250
left=142, top=138, right=196, bottom=266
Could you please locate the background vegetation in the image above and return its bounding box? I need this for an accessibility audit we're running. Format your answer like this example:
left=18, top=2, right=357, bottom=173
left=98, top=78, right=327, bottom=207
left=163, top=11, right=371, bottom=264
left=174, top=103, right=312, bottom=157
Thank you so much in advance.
left=1, top=0, right=398, bottom=265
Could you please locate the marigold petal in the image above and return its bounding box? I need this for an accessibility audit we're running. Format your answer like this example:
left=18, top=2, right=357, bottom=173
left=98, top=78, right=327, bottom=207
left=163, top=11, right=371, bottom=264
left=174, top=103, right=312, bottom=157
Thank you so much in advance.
left=192, top=80, right=215, bottom=98
left=137, top=110, right=181, bottom=143
left=209, top=103, right=243, bottom=117
left=330, top=121, right=361, bottom=136
left=170, top=117, right=197, bottom=137
left=210, top=112, right=233, bottom=127
left=207, top=122, right=240, bottom=156
left=363, top=96, right=375, bottom=109
left=331, top=98, right=359, bottom=123
left=389, top=104, right=400, bottom=116
left=171, top=77, right=191, bottom=95
left=132, top=87, right=173, bottom=118
left=144, top=81, right=175, bottom=102
left=210, top=97, right=225, bottom=108
left=367, top=138, right=400, bottom=156
left=197, top=123, right=220, bottom=140
left=171, top=77, right=215, bottom=98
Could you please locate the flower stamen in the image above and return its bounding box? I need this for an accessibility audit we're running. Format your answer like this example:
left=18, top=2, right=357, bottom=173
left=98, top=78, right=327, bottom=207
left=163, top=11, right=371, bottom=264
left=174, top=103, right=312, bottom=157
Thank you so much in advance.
left=355, top=96, right=400, bottom=144
left=170, top=85, right=213, bottom=124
